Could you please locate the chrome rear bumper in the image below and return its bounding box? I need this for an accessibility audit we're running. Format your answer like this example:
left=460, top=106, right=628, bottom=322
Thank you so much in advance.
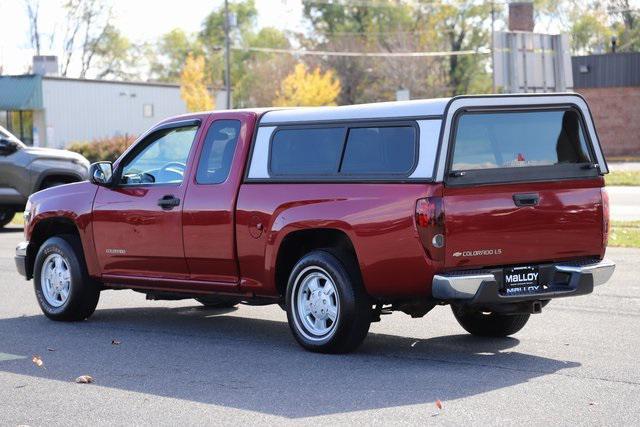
left=432, top=258, right=615, bottom=301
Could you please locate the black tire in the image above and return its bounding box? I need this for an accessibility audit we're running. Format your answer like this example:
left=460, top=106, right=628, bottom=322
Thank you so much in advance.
left=451, top=305, right=530, bottom=337
left=285, top=250, right=371, bottom=354
left=0, top=208, right=15, bottom=228
left=195, top=296, right=240, bottom=308
left=33, top=235, right=100, bottom=321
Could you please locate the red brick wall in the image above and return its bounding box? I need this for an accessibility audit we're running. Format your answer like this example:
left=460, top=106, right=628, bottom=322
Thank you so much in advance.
left=577, top=87, right=640, bottom=157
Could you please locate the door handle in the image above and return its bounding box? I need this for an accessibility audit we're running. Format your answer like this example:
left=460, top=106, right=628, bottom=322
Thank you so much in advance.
left=513, top=193, right=540, bottom=207
left=158, top=195, right=180, bottom=210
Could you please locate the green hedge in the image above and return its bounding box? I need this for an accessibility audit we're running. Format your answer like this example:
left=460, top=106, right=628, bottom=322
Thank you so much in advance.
left=67, top=134, right=136, bottom=163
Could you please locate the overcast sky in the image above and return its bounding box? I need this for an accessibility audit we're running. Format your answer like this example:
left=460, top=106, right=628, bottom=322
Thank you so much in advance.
left=0, top=0, right=305, bottom=75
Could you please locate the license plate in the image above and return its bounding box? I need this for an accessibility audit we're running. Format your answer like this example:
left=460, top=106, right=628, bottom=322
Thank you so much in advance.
left=503, top=266, right=541, bottom=295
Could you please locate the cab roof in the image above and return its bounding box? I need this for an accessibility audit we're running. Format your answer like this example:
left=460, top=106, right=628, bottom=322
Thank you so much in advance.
left=259, top=97, right=452, bottom=125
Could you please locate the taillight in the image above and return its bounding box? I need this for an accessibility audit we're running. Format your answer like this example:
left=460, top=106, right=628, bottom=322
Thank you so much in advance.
left=601, top=187, right=610, bottom=246
left=415, top=197, right=445, bottom=261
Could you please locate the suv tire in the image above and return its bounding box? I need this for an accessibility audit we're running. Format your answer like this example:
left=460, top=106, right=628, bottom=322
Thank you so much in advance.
left=285, top=250, right=371, bottom=353
left=0, top=208, right=15, bottom=228
left=451, top=305, right=530, bottom=337
left=33, top=235, right=100, bottom=321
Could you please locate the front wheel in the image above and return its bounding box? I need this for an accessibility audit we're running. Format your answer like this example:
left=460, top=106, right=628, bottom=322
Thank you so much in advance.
left=33, top=235, right=100, bottom=321
left=0, top=208, right=15, bottom=228
left=451, top=305, right=530, bottom=337
left=286, top=250, right=371, bottom=353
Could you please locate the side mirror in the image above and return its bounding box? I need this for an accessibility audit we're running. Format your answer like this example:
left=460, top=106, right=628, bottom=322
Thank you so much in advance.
left=0, top=138, right=18, bottom=156
left=90, top=162, right=114, bottom=186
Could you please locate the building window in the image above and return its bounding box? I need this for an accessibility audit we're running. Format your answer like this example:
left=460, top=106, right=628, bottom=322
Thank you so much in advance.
left=0, top=110, right=33, bottom=146
left=143, top=104, right=154, bottom=118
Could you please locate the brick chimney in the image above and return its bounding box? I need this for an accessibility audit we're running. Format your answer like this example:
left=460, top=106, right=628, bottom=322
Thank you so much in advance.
left=508, top=1, right=534, bottom=32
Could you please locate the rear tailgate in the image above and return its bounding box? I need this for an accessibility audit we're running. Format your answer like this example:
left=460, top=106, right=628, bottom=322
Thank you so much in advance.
left=444, top=179, right=604, bottom=269
left=440, top=99, right=607, bottom=270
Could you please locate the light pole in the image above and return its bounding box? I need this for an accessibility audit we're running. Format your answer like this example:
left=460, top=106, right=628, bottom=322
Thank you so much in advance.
left=490, top=0, right=496, bottom=93
left=224, top=0, right=231, bottom=109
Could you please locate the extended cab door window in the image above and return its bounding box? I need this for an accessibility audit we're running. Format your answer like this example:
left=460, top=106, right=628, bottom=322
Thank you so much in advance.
left=195, top=120, right=241, bottom=184
left=447, top=109, right=598, bottom=185
left=120, top=125, right=198, bottom=186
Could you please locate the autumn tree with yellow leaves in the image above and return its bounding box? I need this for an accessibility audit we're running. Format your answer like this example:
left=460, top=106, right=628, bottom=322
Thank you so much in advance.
left=274, top=63, right=341, bottom=107
left=180, top=54, right=214, bottom=112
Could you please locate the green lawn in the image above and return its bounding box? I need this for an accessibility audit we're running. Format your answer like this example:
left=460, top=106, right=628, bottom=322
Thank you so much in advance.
left=610, top=221, right=640, bottom=248
left=606, top=171, right=640, bottom=186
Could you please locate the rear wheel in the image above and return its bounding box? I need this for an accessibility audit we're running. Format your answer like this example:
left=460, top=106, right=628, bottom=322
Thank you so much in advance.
left=286, top=250, right=371, bottom=353
left=195, top=296, right=240, bottom=308
left=451, top=305, right=530, bottom=337
left=0, top=208, right=15, bottom=228
left=33, top=235, right=100, bottom=321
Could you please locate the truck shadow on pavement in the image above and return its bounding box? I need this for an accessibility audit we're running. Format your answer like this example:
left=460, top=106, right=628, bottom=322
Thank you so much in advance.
left=0, top=304, right=580, bottom=418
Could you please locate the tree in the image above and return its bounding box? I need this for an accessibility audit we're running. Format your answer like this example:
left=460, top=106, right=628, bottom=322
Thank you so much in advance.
left=609, top=0, right=640, bottom=51
left=234, top=27, right=295, bottom=107
left=274, top=63, right=341, bottom=107
left=94, top=25, right=137, bottom=80
left=197, top=1, right=297, bottom=107
left=303, top=1, right=403, bottom=104
left=302, top=0, right=491, bottom=100
left=180, top=54, right=214, bottom=112
left=571, top=9, right=612, bottom=53
left=149, top=29, right=204, bottom=82
left=535, top=0, right=640, bottom=54
left=58, top=0, right=117, bottom=78
left=199, top=0, right=258, bottom=92
left=25, top=0, right=41, bottom=55
left=426, top=1, right=492, bottom=95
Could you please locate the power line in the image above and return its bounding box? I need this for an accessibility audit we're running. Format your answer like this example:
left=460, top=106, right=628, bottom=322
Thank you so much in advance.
left=301, top=0, right=431, bottom=8
left=231, top=45, right=490, bottom=57
left=223, top=0, right=231, bottom=109
left=300, top=0, right=509, bottom=8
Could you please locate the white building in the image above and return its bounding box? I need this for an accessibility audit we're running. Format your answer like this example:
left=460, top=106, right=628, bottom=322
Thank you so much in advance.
left=0, top=74, right=187, bottom=148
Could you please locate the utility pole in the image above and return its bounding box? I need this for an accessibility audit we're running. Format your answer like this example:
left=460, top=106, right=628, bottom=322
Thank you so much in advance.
left=224, top=0, right=231, bottom=109
left=490, top=0, right=496, bottom=93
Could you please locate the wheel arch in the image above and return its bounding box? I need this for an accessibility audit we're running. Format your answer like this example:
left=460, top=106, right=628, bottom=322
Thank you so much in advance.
left=26, top=217, right=83, bottom=280
left=273, top=227, right=363, bottom=298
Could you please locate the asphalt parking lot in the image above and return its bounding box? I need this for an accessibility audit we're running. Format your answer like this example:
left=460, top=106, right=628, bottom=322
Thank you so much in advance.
left=0, top=225, right=639, bottom=426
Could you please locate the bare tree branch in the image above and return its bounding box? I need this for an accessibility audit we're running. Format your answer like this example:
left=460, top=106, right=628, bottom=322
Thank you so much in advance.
left=25, top=0, right=41, bottom=56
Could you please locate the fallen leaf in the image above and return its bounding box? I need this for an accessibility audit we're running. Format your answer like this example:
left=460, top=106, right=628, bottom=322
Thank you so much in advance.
left=435, top=399, right=443, bottom=410
left=75, top=375, right=94, bottom=384
left=32, top=355, right=43, bottom=368
left=111, top=339, right=121, bottom=345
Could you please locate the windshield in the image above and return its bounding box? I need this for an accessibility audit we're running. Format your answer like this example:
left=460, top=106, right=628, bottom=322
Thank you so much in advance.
left=0, top=126, right=26, bottom=148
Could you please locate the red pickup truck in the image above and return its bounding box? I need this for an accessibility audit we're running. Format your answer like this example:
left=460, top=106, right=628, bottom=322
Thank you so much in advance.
left=15, top=94, right=615, bottom=353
